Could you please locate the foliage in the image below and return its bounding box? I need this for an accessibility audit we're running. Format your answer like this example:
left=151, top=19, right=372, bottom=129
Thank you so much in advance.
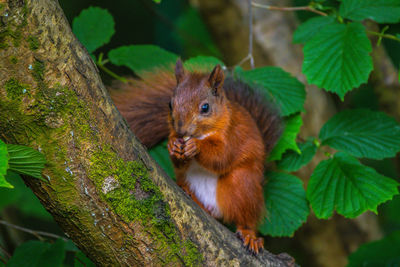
left=302, top=22, right=373, bottom=100
left=109, top=45, right=178, bottom=75
left=72, top=7, right=115, bottom=54
left=347, top=231, right=400, bottom=266
left=268, top=114, right=303, bottom=161
left=7, top=239, right=66, bottom=267
left=0, top=140, right=11, bottom=188
left=235, top=66, right=306, bottom=117
left=307, top=152, right=399, bottom=219
left=0, top=140, right=46, bottom=188
left=319, top=109, right=400, bottom=159
left=260, top=172, right=309, bottom=237
left=277, top=138, right=317, bottom=172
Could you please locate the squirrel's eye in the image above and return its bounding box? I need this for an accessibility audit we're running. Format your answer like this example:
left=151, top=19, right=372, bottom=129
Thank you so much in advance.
left=201, top=103, right=209, bottom=114
left=169, top=101, right=172, bottom=111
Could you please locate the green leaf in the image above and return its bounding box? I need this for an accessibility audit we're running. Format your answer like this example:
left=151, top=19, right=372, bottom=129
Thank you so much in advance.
left=340, top=0, right=400, bottom=24
left=0, top=171, right=52, bottom=219
left=0, top=140, right=12, bottom=188
left=0, top=171, right=22, bottom=209
left=7, top=239, right=66, bottom=267
left=7, top=144, right=46, bottom=180
left=108, top=45, right=178, bottom=76
left=277, top=138, right=317, bottom=172
left=269, top=114, right=303, bottom=161
left=72, top=7, right=115, bottom=53
left=184, top=56, right=224, bottom=72
left=307, top=152, right=399, bottom=219
left=293, top=16, right=336, bottom=44
left=149, top=140, right=175, bottom=180
left=74, top=251, right=95, bottom=267
left=236, top=67, right=305, bottom=116
left=259, top=172, right=309, bottom=237
left=348, top=231, right=400, bottom=267
left=302, top=22, right=373, bottom=100
left=319, top=109, right=400, bottom=159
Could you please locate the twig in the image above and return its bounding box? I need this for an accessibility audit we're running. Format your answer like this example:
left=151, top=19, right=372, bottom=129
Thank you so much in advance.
left=367, top=30, right=400, bottom=43
left=252, top=2, right=328, bottom=16
left=233, top=0, right=255, bottom=69
left=96, top=53, right=128, bottom=83
left=0, top=220, right=68, bottom=242
left=248, top=0, right=255, bottom=69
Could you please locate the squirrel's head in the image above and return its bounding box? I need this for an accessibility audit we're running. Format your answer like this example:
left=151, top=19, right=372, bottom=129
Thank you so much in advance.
left=169, top=59, right=229, bottom=139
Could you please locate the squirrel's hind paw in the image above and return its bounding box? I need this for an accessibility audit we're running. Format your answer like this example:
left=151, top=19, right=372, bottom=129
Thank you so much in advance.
left=236, top=228, right=264, bottom=255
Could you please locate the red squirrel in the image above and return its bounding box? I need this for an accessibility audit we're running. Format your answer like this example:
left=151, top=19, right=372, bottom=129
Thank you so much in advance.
left=110, top=59, right=281, bottom=254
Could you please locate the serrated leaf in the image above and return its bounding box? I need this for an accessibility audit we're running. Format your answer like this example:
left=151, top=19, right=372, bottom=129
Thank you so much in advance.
left=236, top=67, right=305, bottom=116
left=277, top=138, right=317, bottom=171
left=108, top=45, right=178, bottom=76
left=303, top=22, right=373, bottom=100
left=7, top=144, right=46, bottom=179
left=269, top=114, right=303, bottom=161
left=149, top=140, right=175, bottom=180
left=184, top=56, right=224, bottom=72
left=7, top=239, right=65, bottom=267
left=259, top=172, right=309, bottom=237
left=348, top=231, right=400, bottom=267
left=340, top=0, right=400, bottom=24
left=0, top=139, right=12, bottom=188
left=320, top=109, right=400, bottom=159
left=307, top=152, right=399, bottom=219
left=72, top=7, right=115, bottom=53
left=293, top=16, right=336, bottom=44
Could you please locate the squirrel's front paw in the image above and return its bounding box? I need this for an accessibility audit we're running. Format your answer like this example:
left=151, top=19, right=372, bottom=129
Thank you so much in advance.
left=183, top=138, right=199, bottom=159
left=168, top=137, right=185, bottom=160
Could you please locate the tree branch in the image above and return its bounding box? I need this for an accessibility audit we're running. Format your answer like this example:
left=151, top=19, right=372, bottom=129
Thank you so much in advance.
left=251, top=2, right=328, bottom=16
left=0, top=220, right=68, bottom=242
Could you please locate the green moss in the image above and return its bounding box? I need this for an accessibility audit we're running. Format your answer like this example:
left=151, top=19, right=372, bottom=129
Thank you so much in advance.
left=5, top=78, right=29, bottom=100
left=28, top=36, right=39, bottom=50
left=11, top=30, right=21, bottom=47
left=9, top=56, right=18, bottom=64
left=32, top=60, right=45, bottom=81
left=89, top=147, right=202, bottom=265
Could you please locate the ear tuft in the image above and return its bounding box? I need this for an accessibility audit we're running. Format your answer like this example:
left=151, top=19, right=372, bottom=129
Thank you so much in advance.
left=175, top=59, right=185, bottom=84
left=208, top=64, right=225, bottom=96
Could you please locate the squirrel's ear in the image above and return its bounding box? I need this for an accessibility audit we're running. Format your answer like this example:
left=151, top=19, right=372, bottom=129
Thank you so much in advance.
left=208, top=64, right=224, bottom=96
left=175, top=59, right=185, bottom=84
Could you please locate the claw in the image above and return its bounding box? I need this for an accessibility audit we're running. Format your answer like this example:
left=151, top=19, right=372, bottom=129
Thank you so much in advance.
left=236, top=228, right=264, bottom=255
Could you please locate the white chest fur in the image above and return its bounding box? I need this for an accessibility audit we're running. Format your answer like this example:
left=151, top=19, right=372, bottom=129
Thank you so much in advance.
left=185, top=161, right=222, bottom=219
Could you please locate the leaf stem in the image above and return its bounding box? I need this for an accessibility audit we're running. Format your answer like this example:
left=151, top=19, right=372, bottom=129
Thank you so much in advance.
left=367, top=30, right=400, bottom=43
left=96, top=53, right=127, bottom=83
left=251, top=2, right=328, bottom=16
left=0, top=220, right=68, bottom=241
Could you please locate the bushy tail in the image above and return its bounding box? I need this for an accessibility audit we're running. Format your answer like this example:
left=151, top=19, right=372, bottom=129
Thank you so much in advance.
left=223, top=77, right=282, bottom=153
left=108, top=70, right=175, bottom=148
left=109, top=71, right=282, bottom=153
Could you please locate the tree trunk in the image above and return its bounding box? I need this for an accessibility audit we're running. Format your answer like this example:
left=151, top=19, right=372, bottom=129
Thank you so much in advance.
left=0, top=0, right=295, bottom=266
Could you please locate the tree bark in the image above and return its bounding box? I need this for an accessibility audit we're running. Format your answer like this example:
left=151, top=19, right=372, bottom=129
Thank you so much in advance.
left=0, top=0, right=294, bottom=266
